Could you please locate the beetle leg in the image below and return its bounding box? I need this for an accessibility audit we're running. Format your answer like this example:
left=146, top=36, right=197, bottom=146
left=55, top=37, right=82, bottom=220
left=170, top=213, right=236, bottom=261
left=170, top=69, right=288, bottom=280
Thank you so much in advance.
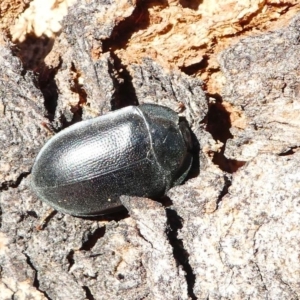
left=36, top=208, right=56, bottom=230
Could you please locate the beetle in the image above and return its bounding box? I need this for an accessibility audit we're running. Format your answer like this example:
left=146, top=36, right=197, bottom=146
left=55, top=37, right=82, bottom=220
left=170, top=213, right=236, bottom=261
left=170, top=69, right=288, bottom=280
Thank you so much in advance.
left=31, top=104, right=193, bottom=216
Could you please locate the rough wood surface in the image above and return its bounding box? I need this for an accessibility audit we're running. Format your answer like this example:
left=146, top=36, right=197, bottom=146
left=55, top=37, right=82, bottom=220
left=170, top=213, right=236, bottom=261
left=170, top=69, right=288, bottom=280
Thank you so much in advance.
left=1, top=1, right=300, bottom=299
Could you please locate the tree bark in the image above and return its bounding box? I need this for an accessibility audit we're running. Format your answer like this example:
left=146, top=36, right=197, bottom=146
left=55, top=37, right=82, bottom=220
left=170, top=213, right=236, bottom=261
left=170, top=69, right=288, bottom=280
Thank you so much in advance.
left=1, top=1, right=300, bottom=299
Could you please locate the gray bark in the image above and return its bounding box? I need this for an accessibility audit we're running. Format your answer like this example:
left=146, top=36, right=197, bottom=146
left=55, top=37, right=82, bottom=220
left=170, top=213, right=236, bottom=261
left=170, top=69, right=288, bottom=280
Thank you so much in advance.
left=1, top=1, right=300, bottom=299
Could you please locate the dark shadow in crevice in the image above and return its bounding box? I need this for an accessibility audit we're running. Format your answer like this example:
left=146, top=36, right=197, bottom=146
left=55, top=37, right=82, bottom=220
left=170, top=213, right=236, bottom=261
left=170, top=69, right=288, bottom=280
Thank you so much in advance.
left=24, top=252, right=51, bottom=300
left=81, top=209, right=130, bottom=223
left=205, top=93, right=246, bottom=173
left=27, top=210, right=38, bottom=218
left=185, top=123, right=201, bottom=180
left=179, top=55, right=209, bottom=76
left=279, top=146, right=300, bottom=156
left=158, top=195, right=174, bottom=208
left=213, top=152, right=246, bottom=173
left=83, top=286, right=96, bottom=300
left=11, top=37, right=60, bottom=127
left=102, top=0, right=167, bottom=53
left=0, top=171, right=30, bottom=191
left=179, top=0, right=202, bottom=10
left=109, top=53, right=139, bottom=110
left=10, top=35, right=55, bottom=70
left=66, top=249, right=75, bottom=271
left=80, top=226, right=106, bottom=251
left=166, top=208, right=197, bottom=300
left=34, top=207, right=129, bottom=230
left=206, top=94, right=233, bottom=142
left=37, top=61, right=61, bottom=123
left=216, top=174, right=232, bottom=208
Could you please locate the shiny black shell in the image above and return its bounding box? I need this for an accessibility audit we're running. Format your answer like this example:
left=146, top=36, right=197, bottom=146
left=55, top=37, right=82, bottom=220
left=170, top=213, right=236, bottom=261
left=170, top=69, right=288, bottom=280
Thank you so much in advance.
left=31, top=104, right=192, bottom=216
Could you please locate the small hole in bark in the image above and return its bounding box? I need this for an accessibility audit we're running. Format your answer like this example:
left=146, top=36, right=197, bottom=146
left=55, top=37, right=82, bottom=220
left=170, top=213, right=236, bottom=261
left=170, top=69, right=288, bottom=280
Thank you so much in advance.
left=206, top=94, right=246, bottom=173
left=118, top=274, right=125, bottom=280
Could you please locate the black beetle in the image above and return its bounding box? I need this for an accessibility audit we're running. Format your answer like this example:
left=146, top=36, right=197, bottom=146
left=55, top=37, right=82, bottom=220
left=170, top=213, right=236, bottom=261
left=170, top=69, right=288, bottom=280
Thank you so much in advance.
left=31, top=104, right=192, bottom=216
